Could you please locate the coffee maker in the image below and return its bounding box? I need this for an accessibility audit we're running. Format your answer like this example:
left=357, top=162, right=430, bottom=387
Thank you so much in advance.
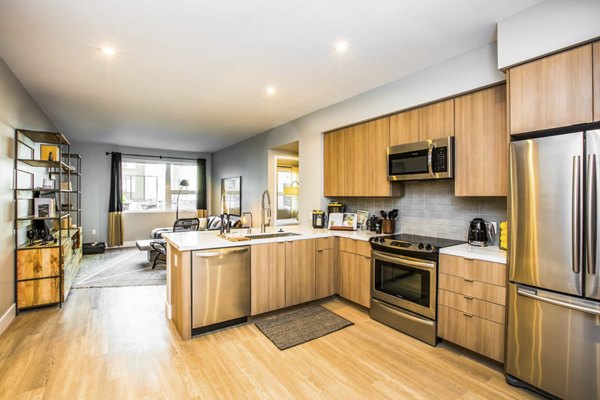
left=327, top=201, right=346, bottom=216
left=468, top=218, right=496, bottom=247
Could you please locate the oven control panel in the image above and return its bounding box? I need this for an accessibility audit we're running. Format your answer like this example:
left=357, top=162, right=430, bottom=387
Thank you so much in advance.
left=369, top=236, right=438, bottom=254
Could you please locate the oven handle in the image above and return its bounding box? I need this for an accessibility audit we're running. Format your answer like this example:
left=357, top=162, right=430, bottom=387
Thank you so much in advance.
left=371, top=250, right=436, bottom=270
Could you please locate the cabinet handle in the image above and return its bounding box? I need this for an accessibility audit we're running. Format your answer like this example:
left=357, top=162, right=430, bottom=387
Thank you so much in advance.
left=363, top=256, right=370, bottom=260
left=463, top=295, right=473, bottom=300
left=317, top=249, right=324, bottom=252
left=463, top=278, right=474, bottom=282
left=463, top=257, right=474, bottom=261
left=463, top=313, right=474, bottom=318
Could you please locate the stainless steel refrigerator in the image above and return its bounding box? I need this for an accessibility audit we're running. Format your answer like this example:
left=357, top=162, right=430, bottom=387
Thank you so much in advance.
left=507, top=130, right=600, bottom=400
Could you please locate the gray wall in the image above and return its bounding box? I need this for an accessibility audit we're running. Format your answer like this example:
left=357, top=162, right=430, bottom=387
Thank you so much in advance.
left=340, top=181, right=506, bottom=244
left=0, top=56, right=56, bottom=325
left=498, top=0, right=600, bottom=68
left=211, top=42, right=505, bottom=224
left=70, top=141, right=211, bottom=243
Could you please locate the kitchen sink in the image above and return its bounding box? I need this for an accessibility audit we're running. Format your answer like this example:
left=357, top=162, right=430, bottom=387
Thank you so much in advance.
left=244, top=232, right=302, bottom=239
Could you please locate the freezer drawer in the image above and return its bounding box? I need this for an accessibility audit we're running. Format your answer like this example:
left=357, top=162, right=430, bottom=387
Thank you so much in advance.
left=506, top=283, right=600, bottom=400
left=192, top=246, right=250, bottom=330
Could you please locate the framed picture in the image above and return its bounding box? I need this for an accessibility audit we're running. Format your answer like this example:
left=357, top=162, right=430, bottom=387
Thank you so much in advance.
left=356, top=210, right=369, bottom=230
left=221, top=176, right=242, bottom=216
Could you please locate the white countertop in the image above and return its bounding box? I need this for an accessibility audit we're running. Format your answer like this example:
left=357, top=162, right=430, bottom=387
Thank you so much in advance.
left=439, top=243, right=507, bottom=264
left=162, top=225, right=381, bottom=251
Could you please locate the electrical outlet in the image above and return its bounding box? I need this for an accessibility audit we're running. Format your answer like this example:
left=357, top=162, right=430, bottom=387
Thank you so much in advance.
left=92, top=229, right=97, bottom=235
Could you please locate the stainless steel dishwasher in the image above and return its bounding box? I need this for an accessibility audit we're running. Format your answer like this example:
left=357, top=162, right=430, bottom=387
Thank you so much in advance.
left=191, top=246, right=250, bottom=334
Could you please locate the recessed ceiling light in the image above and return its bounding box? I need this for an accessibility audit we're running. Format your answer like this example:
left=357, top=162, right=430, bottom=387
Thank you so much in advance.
left=100, top=47, right=116, bottom=56
left=334, top=41, right=349, bottom=52
left=266, top=86, right=277, bottom=95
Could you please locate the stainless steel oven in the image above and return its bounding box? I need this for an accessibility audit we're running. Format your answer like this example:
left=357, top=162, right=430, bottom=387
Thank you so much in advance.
left=370, top=249, right=438, bottom=345
left=387, top=137, right=454, bottom=181
left=368, top=234, right=465, bottom=346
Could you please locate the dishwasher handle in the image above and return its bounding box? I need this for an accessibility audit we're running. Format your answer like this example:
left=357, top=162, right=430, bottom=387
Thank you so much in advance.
left=195, top=247, right=249, bottom=258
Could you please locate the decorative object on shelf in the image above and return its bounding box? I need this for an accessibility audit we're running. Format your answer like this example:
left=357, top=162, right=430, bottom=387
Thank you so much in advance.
left=40, top=144, right=59, bottom=161
left=61, top=181, right=72, bottom=191
left=26, top=229, right=35, bottom=246
left=175, top=179, right=189, bottom=220
left=34, top=198, right=55, bottom=218
left=42, top=178, right=54, bottom=189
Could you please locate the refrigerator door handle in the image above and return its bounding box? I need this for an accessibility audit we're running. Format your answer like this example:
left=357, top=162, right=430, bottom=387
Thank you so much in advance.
left=587, top=154, right=597, bottom=275
left=517, top=286, right=600, bottom=316
left=572, top=155, right=581, bottom=273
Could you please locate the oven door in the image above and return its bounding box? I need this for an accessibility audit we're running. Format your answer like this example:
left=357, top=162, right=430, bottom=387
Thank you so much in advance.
left=371, top=250, right=436, bottom=319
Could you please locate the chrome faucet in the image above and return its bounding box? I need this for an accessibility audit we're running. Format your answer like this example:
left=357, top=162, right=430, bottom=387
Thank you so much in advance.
left=261, top=189, right=271, bottom=233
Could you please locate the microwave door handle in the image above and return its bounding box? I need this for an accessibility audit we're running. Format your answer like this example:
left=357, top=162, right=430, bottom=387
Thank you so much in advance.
left=427, top=142, right=435, bottom=178
left=587, top=154, right=597, bottom=274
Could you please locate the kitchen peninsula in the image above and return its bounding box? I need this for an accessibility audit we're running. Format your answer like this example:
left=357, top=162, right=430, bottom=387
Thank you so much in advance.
left=162, top=226, right=379, bottom=340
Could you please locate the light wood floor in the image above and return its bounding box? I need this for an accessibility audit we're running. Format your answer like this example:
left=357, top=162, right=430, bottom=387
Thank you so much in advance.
left=0, top=286, right=541, bottom=400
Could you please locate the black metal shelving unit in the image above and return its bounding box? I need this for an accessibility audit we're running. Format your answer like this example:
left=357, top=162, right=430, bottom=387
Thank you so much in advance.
left=13, top=129, right=81, bottom=312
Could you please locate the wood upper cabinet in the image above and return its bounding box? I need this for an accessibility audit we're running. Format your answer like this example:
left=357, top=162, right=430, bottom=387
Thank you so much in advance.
left=389, top=109, right=419, bottom=146
left=324, top=127, right=346, bottom=197
left=594, top=41, right=600, bottom=122
left=315, top=237, right=335, bottom=299
left=285, top=239, right=316, bottom=307
left=338, top=238, right=371, bottom=308
left=454, top=84, right=508, bottom=196
left=251, top=242, right=286, bottom=315
left=323, top=117, right=395, bottom=197
left=508, top=44, right=593, bottom=134
left=418, top=99, right=454, bottom=140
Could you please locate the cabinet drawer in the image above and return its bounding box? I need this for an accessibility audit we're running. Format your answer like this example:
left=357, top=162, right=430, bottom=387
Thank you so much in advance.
left=438, top=289, right=505, bottom=324
left=439, top=254, right=506, bottom=286
left=439, top=273, right=506, bottom=306
left=339, top=238, right=371, bottom=257
left=17, top=277, right=60, bottom=308
left=438, top=305, right=504, bottom=362
left=316, top=237, right=335, bottom=251
left=16, top=248, right=60, bottom=280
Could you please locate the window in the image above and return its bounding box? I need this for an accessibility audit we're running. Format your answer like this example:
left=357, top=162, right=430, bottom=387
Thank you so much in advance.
left=122, top=160, right=197, bottom=212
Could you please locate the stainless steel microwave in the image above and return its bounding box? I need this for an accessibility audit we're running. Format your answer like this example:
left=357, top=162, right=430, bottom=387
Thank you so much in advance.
left=387, top=137, right=454, bottom=181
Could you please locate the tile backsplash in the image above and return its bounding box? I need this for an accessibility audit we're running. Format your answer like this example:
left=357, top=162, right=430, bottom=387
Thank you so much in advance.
left=330, top=180, right=507, bottom=243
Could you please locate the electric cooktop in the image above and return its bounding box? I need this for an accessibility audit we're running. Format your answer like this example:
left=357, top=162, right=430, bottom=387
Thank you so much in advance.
left=369, top=233, right=465, bottom=256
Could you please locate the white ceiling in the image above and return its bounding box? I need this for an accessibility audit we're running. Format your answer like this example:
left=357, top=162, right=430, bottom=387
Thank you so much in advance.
left=0, top=0, right=542, bottom=152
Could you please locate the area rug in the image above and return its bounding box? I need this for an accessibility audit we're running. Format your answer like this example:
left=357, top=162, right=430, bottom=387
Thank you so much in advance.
left=73, top=248, right=166, bottom=289
left=254, top=305, right=353, bottom=350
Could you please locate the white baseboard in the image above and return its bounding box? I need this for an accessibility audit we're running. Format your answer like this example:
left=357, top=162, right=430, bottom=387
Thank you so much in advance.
left=165, top=302, right=172, bottom=320
left=0, top=304, right=16, bottom=336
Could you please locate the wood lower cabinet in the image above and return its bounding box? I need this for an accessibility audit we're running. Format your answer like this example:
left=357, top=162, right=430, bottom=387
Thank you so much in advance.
left=455, top=84, right=508, bottom=196
left=251, top=242, right=286, bottom=315
left=594, top=41, right=600, bottom=122
left=437, top=254, right=506, bottom=362
left=508, top=44, right=593, bottom=134
left=315, top=237, right=335, bottom=299
left=285, top=239, right=316, bottom=307
left=323, top=117, right=399, bottom=197
left=418, top=99, right=454, bottom=140
left=338, top=238, right=371, bottom=308
left=17, top=277, right=60, bottom=308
